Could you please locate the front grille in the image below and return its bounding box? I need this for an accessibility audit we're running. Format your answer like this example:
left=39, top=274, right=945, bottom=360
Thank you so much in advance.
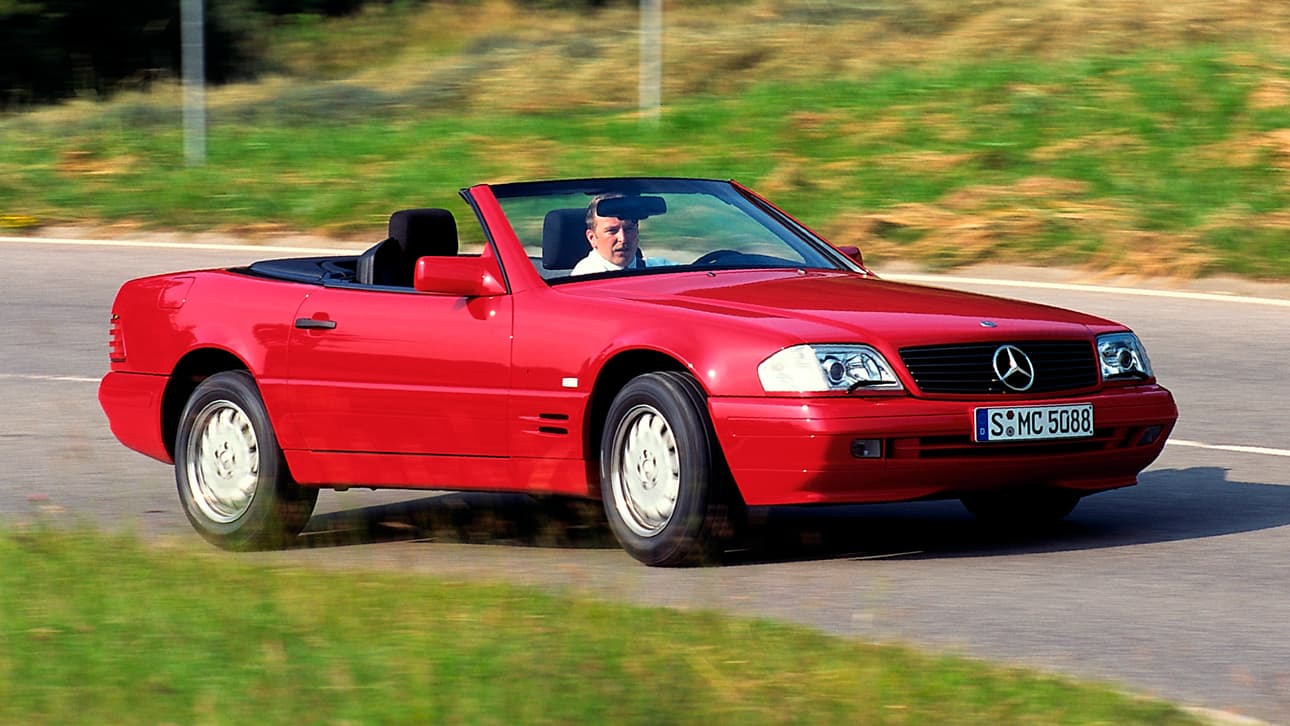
left=901, top=431, right=1118, bottom=458
left=899, top=340, right=1097, bottom=395
left=885, top=425, right=1151, bottom=459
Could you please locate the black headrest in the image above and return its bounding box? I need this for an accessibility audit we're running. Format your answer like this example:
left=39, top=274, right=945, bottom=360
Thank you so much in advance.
left=542, top=208, right=590, bottom=270
left=389, top=208, right=457, bottom=259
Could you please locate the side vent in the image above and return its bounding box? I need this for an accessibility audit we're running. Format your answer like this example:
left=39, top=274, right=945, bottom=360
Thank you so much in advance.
left=108, top=313, right=126, bottom=363
left=537, top=412, right=569, bottom=436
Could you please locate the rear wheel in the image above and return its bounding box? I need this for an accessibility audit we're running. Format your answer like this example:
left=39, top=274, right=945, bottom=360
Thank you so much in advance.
left=961, top=489, right=1080, bottom=530
left=600, top=371, right=740, bottom=566
left=175, top=371, right=317, bottom=549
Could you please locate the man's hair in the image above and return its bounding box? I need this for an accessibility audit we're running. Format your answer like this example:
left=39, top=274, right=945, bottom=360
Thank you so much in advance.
left=586, top=192, right=625, bottom=230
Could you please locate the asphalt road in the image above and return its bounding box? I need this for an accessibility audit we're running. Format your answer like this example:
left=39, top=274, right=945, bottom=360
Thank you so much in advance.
left=3, top=237, right=1288, bottom=722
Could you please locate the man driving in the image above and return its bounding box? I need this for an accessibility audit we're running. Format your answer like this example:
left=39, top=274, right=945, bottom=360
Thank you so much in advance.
left=570, top=193, right=645, bottom=275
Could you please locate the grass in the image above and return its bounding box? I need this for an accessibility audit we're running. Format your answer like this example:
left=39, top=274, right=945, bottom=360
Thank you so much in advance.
left=0, top=525, right=1203, bottom=725
left=0, top=0, right=1288, bottom=278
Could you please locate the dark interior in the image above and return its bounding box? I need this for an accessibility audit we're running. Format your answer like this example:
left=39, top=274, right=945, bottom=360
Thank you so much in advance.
left=245, top=208, right=458, bottom=287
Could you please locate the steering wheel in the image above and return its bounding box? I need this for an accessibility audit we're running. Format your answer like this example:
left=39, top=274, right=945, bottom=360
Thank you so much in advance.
left=692, top=249, right=743, bottom=266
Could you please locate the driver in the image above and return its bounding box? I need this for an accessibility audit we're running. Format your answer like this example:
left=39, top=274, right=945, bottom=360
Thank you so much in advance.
left=571, top=193, right=647, bottom=275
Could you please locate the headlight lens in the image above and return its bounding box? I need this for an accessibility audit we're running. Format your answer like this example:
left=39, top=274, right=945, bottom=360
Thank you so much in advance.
left=758, top=344, right=903, bottom=392
left=1097, top=332, right=1154, bottom=381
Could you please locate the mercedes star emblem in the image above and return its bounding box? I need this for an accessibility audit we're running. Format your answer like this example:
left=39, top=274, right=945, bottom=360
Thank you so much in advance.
left=993, top=344, right=1035, bottom=392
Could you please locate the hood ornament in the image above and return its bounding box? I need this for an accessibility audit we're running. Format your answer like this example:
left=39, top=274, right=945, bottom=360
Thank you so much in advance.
left=980, top=320, right=998, bottom=328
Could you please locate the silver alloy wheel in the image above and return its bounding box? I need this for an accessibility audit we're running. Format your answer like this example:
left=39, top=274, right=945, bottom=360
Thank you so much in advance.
left=608, top=403, right=681, bottom=537
left=184, top=398, right=260, bottom=524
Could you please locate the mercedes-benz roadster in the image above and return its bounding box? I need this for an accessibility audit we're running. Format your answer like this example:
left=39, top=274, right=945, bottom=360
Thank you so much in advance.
left=99, top=177, right=1177, bottom=565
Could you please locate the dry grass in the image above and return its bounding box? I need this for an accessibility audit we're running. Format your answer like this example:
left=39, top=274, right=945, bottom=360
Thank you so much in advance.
left=6, top=0, right=1290, bottom=279
left=19, top=0, right=1290, bottom=125
left=252, top=0, right=1290, bottom=113
left=820, top=175, right=1226, bottom=277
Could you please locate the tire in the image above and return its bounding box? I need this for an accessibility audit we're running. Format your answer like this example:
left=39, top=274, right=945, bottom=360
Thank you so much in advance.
left=600, top=371, right=740, bottom=566
left=961, top=488, right=1080, bottom=530
left=174, top=370, right=318, bottom=549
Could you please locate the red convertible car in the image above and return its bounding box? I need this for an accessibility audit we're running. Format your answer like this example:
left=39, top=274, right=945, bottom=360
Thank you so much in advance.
left=99, top=177, right=1177, bottom=565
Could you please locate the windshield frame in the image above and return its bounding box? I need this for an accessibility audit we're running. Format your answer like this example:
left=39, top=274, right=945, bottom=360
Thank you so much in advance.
left=485, top=177, right=859, bottom=284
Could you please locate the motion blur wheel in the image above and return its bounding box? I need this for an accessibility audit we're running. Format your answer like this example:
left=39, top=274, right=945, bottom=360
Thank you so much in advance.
left=609, top=401, right=682, bottom=538
left=175, top=370, right=317, bottom=549
left=601, top=371, right=741, bottom=566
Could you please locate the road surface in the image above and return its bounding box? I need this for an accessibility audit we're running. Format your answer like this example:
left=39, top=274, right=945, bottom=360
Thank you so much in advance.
left=3, top=236, right=1287, bottom=722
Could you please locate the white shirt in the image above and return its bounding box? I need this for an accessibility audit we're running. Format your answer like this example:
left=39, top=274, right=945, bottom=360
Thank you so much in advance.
left=570, top=251, right=643, bottom=276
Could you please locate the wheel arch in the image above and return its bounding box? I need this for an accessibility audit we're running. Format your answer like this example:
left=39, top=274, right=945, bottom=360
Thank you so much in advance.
left=161, top=348, right=251, bottom=458
left=585, top=349, right=692, bottom=475
left=590, top=357, right=746, bottom=565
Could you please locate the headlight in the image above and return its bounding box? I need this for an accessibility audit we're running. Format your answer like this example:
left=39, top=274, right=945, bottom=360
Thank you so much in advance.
left=758, top=344, right=903, bottom=393
left=1097, top=332, right=1154, bottom=381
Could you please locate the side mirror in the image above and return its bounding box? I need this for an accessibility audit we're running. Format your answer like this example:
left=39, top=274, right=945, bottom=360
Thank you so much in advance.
left=413, top=256, right=506, bottom=297
left=837, top=245, right=864, bottom=267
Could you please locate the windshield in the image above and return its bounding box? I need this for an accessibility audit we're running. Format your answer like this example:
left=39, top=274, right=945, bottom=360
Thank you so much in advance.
left=489, top=178, right=850, bottom=282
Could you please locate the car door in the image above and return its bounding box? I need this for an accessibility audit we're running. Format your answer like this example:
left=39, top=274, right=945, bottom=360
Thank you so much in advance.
left=283, top=284, right=513, bottom=458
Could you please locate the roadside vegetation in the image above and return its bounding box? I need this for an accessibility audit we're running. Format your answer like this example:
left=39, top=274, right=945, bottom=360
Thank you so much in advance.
left=0, top=525, right=1203, bottom=724
left=0, top=5, right=1268, bottom=720
left=1, top=0, right=1288, bottom=279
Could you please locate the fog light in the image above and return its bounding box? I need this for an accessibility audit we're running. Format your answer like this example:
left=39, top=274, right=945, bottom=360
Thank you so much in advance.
left=1136, top=425, right=1163, bottom=446
left=850, top=438, right=883, bottom=459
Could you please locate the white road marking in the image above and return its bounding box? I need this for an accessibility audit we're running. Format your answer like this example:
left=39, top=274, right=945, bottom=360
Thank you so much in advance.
left=3, top=235, right=1288, bottom=307
left=0, top=235, right=359, bottom=256
left=7, top=238, right=1289, bottom=458
left=1166, top=438, right=1290, bottom=458
left=852, top=551, right=925, bottom=560
left=885, top=272, right=1290, bottom=308
left=10, top=368, right=1289, bottom=459
left=0, top=373, right=100, bottom=383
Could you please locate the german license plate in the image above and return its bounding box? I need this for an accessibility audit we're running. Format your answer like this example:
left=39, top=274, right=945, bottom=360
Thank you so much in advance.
left=973, top=403, right=1093, bottom=443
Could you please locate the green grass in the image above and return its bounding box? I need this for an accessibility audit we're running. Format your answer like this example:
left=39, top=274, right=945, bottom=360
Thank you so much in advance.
left=0, top=1, right=1287, bottom=279
left=0, top=526, right=1202, bottom=725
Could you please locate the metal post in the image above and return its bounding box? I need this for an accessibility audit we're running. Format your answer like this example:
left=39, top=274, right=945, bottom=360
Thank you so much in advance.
left=639, top=0, right=662, bottom=124
left=181, top=0, right=207, bottom=165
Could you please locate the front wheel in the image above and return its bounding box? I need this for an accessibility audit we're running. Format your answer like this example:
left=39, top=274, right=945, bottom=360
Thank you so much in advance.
left=600, top=371, right=739, bottom=566
left=174, top=370, right=317, bottom=549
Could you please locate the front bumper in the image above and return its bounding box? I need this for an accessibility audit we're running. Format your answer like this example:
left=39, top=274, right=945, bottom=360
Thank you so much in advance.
left=708, top=385, right=1177, bottom=506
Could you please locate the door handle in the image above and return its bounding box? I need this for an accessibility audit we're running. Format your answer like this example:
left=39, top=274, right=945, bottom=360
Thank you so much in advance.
left=295, top=317, right=337, bottom=330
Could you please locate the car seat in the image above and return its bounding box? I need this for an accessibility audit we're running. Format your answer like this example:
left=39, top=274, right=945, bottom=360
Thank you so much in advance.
left=357, top=208, right=458, bottom=286
left=541, top=208, right=590, bottom=271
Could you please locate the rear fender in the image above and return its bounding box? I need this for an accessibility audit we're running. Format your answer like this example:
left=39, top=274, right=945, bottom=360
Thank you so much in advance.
left=161, top=348, right=253, bottom=459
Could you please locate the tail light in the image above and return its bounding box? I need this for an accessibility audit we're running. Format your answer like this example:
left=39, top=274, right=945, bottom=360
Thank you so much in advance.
left=108, top=313, right=126, bottom=362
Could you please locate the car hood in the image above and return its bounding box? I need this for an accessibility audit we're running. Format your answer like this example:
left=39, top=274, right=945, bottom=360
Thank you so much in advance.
left=585, top=269, right=1116, bottom=347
